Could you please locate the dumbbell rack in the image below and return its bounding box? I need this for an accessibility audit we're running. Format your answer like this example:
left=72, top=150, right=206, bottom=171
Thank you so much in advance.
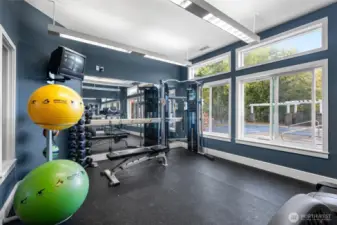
left=68, top=109, right=96, bottom=168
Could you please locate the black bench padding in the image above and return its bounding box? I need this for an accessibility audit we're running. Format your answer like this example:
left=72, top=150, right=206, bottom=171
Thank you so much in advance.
left=91, top=131, right=129, bottom=140
left=106, top=145, right=168, bottom=161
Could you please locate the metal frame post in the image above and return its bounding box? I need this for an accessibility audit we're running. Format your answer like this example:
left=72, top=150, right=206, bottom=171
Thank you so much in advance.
left=47, top=130, right=53, bottom=161
left=311, top=69, right=316, bottom=146
left=197, top=83, right=204, bottom=154
left=160, top=80, right=166, bottom=146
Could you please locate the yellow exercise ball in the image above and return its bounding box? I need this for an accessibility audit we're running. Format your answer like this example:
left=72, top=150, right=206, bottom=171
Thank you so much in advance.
left=27, top=84, right=84, bottom=130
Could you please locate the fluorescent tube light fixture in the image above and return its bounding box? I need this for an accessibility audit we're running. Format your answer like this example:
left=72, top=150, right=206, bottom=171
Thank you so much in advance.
left=170, top=0, right=192, bottom=8
left=144, top=55, right=186, bottom=66
left=203, top=14, right=255, bottom=43
left=82, top=86, right=120, bottom=92
left=60, top=34, right=131, bottom=53
left=48, top=25, right=191, bottom=66
left=83, top=97, right=97, bottom=100
left=169, top=0, right=260, bottom=44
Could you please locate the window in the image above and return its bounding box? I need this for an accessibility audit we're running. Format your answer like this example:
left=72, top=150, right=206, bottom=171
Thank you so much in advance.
left=189, top=52, right=231, bottom=79
left=236, top=18, right=328, bottom=70
left=0, top=25, right=16, bottom=181
left=202, top=79, right=231, bottom=140
left=236, top=60, right=328, bottom=157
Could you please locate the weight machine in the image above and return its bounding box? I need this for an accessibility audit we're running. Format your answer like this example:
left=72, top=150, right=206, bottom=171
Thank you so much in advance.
left=160, top=79, right=213, bottom=159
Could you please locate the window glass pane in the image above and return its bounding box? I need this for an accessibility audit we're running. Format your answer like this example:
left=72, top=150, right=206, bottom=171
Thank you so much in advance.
left=202, top=87, right=210, bottom=132
left=194, top=55, right=230, bottom=78
left=242, top=28, right=322, bottom=68
left=211, top=84, right=230, bottom=135
left=278, top=71, right=313, bottom=147
left=315, top=68, right=323, bottom=149
left=244, top=80, right=270, bottom=140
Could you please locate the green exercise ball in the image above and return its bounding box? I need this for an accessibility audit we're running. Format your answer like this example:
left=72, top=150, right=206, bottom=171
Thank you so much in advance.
left=13, top=160, right=89, bottom=225
left=42, top=144, right=59, bottom=160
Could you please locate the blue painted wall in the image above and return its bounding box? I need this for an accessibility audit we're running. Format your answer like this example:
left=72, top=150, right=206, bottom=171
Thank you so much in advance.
left=0, top=1, right=182, bottom=209
left=187, top=3, right=337, bottom=178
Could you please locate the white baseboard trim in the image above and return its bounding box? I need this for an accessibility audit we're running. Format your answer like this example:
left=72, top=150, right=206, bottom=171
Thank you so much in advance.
left=0, top=182, right=19, bottom=224
left=204, top=147, right=337, bottom=185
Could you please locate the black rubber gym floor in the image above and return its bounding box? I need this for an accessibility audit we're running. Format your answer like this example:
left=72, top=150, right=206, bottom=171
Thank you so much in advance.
left=10, top=147, right=314, bottom=225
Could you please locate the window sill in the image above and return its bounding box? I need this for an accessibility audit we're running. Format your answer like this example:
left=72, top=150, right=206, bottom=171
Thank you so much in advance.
left=0, top=159, right=17, bottom=185
left=203, top=133, right=231, bottom=142
left=235, top=139, right=328, bottom=159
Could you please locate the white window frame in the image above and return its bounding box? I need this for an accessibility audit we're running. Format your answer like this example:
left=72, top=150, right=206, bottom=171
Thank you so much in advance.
left=188, top=52, right=231, bottom=80
left=236, top=59, right=328, bottom=158
left=202, top=78, right=231, bottom=141
left=236, top=17, right=328, bottom=70
left=0, top=24, right=17, bottom=183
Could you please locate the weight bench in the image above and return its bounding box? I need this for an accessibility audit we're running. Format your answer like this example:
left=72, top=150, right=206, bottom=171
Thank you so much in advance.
left=100, top=145, right=169, bottom=186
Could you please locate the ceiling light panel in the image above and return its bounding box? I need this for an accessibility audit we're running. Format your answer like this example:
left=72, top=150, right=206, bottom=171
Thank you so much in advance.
left=170, top=0, right=192, bottom=8
left=202, top=13, right=255, bottom=43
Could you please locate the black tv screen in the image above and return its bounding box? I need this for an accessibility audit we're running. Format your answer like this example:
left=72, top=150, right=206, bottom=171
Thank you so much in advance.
left=48, top=46, right=86, bottom=81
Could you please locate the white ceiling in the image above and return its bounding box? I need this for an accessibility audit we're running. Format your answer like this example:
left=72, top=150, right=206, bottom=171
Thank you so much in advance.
left=26, top=0, right=336, bottom=61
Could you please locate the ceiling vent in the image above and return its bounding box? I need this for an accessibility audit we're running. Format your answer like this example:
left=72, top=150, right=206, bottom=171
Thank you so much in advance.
left=199, top=46, right=210, bottom=51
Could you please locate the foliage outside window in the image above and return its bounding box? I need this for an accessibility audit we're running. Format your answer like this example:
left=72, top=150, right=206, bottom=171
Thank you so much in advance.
left=202, top=80, right=231, bottom=139
left=237, top=61, right=327, bottom=153
left=237, top=18, right=327, bottom=69
left=190, top=53, right=231, bottom=79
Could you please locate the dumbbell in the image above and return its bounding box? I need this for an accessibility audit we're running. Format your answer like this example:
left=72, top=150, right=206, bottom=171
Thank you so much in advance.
left=70, top=157, right=77, bottom=162
left=69, top=151, right=77, bottom=157
left=68, top=141, right=77, bottom=149
left=69, top=126, right=77, bottom=132
left=77, top=141, right=85, bottom=149
left=78, top=133, right=85, bottom=141
left=69, top=133, right=77, bottom=140
left=85, top=105, right=90, bottom=110
left=85, top=111, right=93, bottom=118
left=77, top=126, right=85, bottom=133
left=86, top=148, right=92, bottom=156
left=85, top=141, right=92, bottom=148
left=85, top=132, right=92, bottom=139
left=68, top=147, right=76, bottom=153
left=86, top=157, right=93, bottom=165
left=77, top=150, right=86, bottom=158
left=77, top=119, right=85, bottom=125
